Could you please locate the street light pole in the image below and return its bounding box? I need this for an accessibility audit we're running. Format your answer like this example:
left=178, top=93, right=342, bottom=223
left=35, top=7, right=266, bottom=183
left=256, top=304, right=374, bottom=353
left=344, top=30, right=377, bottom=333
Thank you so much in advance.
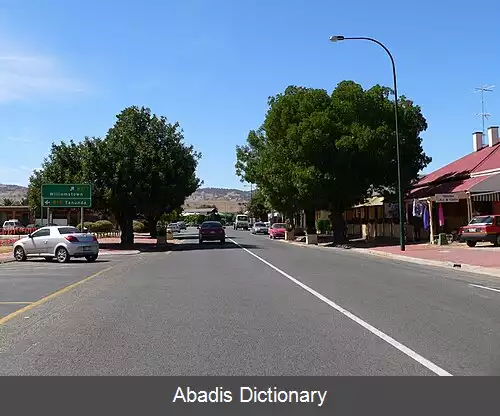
left=329, top=35, right=406, bottom=251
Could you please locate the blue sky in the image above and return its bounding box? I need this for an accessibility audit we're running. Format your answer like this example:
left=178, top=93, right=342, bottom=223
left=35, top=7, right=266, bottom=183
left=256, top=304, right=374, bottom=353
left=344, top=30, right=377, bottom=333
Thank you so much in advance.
left=1, top=0, right=499, bottom=189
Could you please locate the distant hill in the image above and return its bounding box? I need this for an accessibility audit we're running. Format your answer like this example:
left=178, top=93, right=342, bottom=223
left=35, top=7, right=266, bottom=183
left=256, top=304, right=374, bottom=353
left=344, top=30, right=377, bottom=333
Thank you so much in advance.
left=184, top=187, right=251, bottom=213
left=186, top=187, right=251, bottom=202
left=0, top=184, right=28, bottom=203
left=0, top=184, right=251, bottom=213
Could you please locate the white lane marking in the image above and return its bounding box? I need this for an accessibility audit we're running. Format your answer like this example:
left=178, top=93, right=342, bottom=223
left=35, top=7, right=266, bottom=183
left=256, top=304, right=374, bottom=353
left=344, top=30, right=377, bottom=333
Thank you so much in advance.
left=229, top=238, right=452, bottom=377
left=469, top=284, right=500, bottom=293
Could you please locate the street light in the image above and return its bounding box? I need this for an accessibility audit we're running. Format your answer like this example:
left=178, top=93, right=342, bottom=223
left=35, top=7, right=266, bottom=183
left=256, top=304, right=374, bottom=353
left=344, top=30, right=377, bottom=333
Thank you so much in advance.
left=329, top=35, right=406, bottom=251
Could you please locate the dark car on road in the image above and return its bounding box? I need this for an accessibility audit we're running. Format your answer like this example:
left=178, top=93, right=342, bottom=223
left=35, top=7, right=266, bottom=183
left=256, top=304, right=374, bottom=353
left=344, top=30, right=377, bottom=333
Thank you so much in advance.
left=198, top=221, right=225, bottom=244
left=459, top=215, right=500, bottom=247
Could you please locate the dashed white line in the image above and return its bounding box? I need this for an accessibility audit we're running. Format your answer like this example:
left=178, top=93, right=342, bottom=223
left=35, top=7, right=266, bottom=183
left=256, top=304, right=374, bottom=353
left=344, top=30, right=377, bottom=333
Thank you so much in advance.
left=469, top=283, right=500, bottom=293
left=229, top=237, right=453, bottom=377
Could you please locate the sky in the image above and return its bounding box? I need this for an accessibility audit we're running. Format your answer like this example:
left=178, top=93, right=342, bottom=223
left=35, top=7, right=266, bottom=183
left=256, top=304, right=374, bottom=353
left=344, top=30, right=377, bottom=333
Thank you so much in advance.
left=1, top=0, right=499, bottom=190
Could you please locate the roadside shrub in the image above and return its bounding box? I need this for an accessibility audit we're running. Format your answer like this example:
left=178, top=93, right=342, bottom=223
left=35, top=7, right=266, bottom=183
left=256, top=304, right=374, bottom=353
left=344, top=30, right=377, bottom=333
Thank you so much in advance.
left=315, top=219, right=331, bottom=234
left=133, top=220, right=145, bottom=232
left=77, top=222, right=95, bottom=231
left=92, top=220, right=114, bottom=233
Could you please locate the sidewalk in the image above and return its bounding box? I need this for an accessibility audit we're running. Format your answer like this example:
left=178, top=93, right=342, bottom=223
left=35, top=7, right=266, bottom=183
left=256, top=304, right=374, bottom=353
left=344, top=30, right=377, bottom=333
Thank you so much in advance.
left=281, top=238, right=500, bottom=278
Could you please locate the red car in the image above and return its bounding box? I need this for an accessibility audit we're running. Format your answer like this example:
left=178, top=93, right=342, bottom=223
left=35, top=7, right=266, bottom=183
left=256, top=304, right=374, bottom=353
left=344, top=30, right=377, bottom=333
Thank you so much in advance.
left=269, top=223, right=286, bottom=239
left=458, top=215, right=500, bottom=247
left=198, top=221, right=225, bottom=244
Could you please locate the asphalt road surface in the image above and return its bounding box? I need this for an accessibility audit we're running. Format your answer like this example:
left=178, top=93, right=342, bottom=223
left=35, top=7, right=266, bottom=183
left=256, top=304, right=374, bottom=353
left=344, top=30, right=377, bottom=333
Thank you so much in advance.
left=1, top=227, right=500, bottom=375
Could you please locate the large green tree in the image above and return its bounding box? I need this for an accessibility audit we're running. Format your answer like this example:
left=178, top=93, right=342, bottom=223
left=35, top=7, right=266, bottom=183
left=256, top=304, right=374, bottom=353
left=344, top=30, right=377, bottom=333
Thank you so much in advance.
left=28, top=106, right=201, bottom=245
left=101, top=107, right=201, bottom=242
left=236, top=81, right=431, bottom=243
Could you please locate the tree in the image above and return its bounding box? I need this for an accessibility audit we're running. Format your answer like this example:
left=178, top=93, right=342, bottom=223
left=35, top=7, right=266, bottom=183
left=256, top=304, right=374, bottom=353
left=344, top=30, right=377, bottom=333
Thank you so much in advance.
left=247, top=189, right=270, bottom=221
left=236, top=82, right=431, bottom=243
left=27, top=106, right=201, bottom=245
left=2, top=198, right=15, bottom=206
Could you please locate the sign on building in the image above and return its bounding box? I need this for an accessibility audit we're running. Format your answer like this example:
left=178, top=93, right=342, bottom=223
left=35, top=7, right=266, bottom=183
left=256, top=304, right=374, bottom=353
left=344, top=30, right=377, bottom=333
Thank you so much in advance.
left=435, top=193, right=459, bottom=203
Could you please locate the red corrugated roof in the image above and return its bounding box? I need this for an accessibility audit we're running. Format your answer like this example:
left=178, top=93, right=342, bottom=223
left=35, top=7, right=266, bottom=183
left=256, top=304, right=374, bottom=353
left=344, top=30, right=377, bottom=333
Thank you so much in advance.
left=416, top=144, right=500, bottom=187
left=408, top=176, right=490, bottom=199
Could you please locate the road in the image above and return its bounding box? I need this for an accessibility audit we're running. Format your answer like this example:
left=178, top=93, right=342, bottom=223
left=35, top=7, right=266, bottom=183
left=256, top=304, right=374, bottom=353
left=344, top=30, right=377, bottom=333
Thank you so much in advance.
left=1, top=227, right=500, bottom=375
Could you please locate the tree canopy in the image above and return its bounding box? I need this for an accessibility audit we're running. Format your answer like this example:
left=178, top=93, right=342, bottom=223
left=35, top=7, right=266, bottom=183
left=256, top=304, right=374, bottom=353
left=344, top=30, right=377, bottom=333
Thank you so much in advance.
left=246, top=188, right=270, bottom=221
left=236, top=81, right=431, bottom=241
left=28, top=106, right=201, bottom=244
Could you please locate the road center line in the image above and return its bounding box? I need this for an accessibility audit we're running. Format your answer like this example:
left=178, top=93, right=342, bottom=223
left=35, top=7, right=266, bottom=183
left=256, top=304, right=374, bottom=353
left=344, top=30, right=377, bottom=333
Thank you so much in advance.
left=229, top=238, right=452, bottom=377
left=469, top=283, right=500, bottom=293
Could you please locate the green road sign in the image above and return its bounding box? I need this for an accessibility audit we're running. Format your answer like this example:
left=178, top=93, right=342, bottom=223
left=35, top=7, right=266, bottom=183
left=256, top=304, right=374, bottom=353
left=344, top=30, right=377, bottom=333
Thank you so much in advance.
left=41, top=184, right=92, bottom=208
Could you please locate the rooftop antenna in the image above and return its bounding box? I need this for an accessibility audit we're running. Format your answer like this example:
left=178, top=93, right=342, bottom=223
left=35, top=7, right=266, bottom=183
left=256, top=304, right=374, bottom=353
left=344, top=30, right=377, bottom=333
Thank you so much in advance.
left=475, top=84, right=494, bottom=138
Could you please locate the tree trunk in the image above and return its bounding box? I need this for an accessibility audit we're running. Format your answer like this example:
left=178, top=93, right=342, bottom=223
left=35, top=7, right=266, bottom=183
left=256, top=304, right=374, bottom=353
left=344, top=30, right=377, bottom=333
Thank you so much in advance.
left=304, top=207, right=318, bottom=244
left=329, top=211, right=347, bottom=245
left=119, top=214, right=134, bottom=246
left=304, top=208, right=316, bottom=235
left=148, top=215, right=157, bottom=238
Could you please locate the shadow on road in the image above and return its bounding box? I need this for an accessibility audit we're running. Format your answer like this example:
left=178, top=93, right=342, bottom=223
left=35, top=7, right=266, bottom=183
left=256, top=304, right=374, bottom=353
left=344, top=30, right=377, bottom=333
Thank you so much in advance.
left=172, top=242, right=261, bottom=251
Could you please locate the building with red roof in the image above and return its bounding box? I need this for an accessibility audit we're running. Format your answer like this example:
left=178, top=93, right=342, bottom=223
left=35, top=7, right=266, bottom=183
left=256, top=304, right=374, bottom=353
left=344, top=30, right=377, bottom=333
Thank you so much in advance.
left=407, top=126, right=500, bottom=238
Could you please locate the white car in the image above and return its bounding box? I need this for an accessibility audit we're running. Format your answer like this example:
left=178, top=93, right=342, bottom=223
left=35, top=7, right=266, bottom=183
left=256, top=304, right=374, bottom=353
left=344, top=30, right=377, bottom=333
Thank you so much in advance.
left=167, top=223, right=180, bottom=233
left=177, top=221, right=186, bottom=230
left=12, top=226, right=99, bottom=263
left=251, top=222, right=268, bottom=234
left=2, top=219, right=23, bottom=229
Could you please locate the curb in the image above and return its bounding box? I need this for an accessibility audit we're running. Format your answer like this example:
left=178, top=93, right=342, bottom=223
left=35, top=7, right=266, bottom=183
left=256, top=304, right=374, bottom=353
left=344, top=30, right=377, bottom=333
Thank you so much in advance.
left=277, top=239, right=500, bottom=278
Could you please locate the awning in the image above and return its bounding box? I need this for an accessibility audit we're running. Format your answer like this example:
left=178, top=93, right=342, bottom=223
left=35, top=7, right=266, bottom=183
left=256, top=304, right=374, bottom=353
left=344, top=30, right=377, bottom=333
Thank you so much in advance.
left=407, top=176, right=492, bottom=199
left=471, top=192, right=500, bottom=202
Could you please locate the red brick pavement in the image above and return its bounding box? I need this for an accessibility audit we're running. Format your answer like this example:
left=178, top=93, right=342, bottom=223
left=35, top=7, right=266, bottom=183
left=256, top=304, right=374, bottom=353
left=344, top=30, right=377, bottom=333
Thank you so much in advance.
left=369, top=243, right=500, bottom=269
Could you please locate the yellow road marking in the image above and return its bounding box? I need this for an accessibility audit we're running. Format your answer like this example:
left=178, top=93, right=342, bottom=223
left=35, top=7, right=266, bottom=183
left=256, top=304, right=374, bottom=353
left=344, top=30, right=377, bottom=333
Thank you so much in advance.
left=0, top=266, right=113, bottom=326
left=0, top=302, right=33, bottom=305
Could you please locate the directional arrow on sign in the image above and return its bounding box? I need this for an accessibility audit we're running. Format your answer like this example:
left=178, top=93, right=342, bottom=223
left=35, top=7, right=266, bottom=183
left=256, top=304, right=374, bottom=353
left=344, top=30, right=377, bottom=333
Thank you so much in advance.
left=45, top=200, right=51, bottom=205
left=70, top=186, right=75, bottom=191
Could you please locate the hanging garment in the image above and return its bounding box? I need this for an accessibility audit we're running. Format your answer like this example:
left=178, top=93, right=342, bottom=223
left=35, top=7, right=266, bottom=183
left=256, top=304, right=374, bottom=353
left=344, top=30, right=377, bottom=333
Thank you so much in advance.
left=423, top=204, right=430, bottom=230
left=438, top=204, right=445, bottom=227
left=413, top=199, right=423, bottom=217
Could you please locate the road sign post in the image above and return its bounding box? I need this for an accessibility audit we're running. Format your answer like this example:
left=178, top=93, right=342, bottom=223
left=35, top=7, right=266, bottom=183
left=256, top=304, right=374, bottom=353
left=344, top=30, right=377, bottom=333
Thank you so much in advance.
left=41, top=184, right=92, bottom=208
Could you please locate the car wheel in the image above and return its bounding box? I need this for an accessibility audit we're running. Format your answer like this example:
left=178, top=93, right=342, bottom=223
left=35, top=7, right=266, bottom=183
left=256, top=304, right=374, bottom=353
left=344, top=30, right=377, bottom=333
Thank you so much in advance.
left=85, top=255, right=98, bottom=263
left=56, top=247, right=70, bottom=263
left=494, top=235, right=500, bottom=247
left=466, top=240, right=477, bottom=247
left=14, top=246, right=27, bottom=261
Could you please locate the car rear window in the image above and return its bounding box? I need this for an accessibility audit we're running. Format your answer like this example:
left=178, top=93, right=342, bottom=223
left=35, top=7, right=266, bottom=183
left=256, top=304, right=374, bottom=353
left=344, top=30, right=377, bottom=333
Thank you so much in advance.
left=272, top=223, right=286, bottom=228
left=469, top=216, right=493, bottom=225
left=237, top=216, right=248, bottom=221
left=255, top=223, right=266, bottom=226
left=58, top=227, right=80, bottom=234
left=201, top=222, right=222, bottom=228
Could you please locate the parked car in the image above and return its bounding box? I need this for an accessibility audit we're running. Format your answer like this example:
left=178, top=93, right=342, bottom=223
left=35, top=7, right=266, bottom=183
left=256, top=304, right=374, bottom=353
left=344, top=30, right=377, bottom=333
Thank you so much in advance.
left=12, top=226, right=99, bottom=263
left=234, top=214, right=249, bottom=230
left=167, top=223, right=180, bottom=233
left=2, top=219, right=23, bottom=229
left=177, top=221, right=187, bottom=230
left=251, top=222, right=268, bottom=234
left=458, top=215, right=500, bottom=247
left=269, top=223, right=286, bottom=239
left=199, top=221, right=225, bottom=244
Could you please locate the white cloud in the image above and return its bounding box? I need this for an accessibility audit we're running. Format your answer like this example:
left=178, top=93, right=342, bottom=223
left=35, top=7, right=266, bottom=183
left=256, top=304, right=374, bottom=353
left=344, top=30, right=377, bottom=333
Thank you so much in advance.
left=0, top=39, right=86, bottom=102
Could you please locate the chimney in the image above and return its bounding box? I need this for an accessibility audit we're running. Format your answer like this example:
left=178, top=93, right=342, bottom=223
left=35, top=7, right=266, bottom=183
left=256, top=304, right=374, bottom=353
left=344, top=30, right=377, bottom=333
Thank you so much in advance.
left=487, top=126, right=499, bottom=147
left=473, top=131, right=483, bottom=151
